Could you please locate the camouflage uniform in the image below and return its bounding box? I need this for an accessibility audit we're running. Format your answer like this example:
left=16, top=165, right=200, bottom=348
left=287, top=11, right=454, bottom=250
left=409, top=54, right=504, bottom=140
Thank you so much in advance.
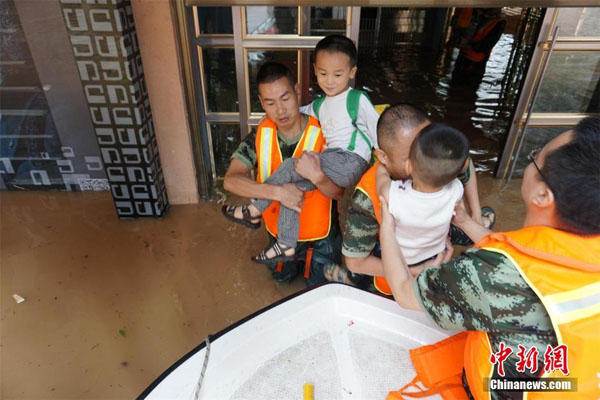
left=415, top=248, right=558, bottom=400
left=339, top=160, right=553, bottom=398
left=230, top=121, right=342, bottom=286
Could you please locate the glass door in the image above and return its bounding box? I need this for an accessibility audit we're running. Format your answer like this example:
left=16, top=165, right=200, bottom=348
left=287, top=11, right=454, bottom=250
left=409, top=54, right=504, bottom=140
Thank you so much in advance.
left=497, top=7, right=600, bottom=180
left=186, top=5, right=360, bottom=186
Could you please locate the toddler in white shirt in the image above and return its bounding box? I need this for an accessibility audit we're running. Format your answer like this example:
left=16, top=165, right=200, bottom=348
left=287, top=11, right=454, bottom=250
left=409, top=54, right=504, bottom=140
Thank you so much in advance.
left=377, top=122, right=469, bottom=265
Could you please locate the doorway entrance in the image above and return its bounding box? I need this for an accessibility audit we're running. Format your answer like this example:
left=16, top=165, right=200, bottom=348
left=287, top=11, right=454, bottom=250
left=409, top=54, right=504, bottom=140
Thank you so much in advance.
left=180, top=5, right=360, bottom=184
left=356, top=7, right=544, bottom=176
left=175, top=4, right=596, bottom=198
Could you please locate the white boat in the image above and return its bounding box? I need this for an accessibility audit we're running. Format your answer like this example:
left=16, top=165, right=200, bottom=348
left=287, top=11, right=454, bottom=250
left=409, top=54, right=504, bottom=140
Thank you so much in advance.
left=139, top=283, right=456, bottom=400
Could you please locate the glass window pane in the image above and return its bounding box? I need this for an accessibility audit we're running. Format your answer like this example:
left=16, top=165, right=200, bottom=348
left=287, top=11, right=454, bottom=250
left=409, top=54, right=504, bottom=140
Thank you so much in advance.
left=196, top=7, right=233, bottom=35
left=210, top=124, right=240, bottom=177
left=556, top=8, right=600, bottom=37
left=533, top=52, right=600, bottom=113
left=309, top=7, right=346, bottom=36
left=202, top=48, right=238, bottom=112
left=299, top=50, right=323, bottom=106
left=1, top=0, right=104, bottom=190
left=359, top=8, right=428, bottom=46
left=248, top=50, right=298, bottom=113
left=246, top=7, right=298, bottom=35
left=512, top=126, right=566, bottom=177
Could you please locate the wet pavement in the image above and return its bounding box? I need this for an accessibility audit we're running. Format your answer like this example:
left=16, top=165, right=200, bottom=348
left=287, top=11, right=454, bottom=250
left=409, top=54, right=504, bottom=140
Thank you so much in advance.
left=1, top=174, right=524, bottom=399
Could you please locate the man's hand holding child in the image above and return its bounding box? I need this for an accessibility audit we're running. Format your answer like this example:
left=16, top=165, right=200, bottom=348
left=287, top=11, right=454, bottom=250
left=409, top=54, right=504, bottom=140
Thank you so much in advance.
left=276, top=183, right=305, bottom=213
left=294, top=151, right=322, bottom=184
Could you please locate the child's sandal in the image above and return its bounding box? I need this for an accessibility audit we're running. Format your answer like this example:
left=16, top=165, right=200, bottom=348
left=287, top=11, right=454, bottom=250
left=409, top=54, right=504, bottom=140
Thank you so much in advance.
left=251, top=242, right=295, bottom=264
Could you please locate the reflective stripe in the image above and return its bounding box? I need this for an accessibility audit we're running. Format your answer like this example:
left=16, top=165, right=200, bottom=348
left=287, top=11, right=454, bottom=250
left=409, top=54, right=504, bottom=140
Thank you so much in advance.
left=260, top=127, right=274, bottom=182
left=546, top=281, right=600, bottom=304
left=546, top=282, right=600, bottom=325
left=303, top=126, right=320, bottom=152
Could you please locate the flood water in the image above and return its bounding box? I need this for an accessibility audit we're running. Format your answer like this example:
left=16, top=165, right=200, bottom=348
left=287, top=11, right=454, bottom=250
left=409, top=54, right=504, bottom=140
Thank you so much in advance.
left=1, top=175, right=525, bottom=399
left=0, top=9, right=559, bottom=400
left=357, top=33, right=517, bottom=174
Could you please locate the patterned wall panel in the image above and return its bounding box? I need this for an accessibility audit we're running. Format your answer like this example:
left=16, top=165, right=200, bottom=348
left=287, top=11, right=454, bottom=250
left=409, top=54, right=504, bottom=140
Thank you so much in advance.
left=59, top=0, right=169, bottom=217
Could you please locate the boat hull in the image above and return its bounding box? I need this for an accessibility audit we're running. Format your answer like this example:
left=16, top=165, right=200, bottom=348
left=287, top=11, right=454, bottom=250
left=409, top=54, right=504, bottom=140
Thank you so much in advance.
left=139, top=283, right=456, bottom=400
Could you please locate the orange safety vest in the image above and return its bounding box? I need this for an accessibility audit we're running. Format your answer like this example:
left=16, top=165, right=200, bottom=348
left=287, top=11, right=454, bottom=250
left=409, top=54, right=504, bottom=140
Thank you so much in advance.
left=353, top=163, right=392, bottom=295
left=456, top=8, right=473, bottom=29
left=463, top=17, right=504, bottom=62
left=466, top=227, right=600, bottom=399
left=255, top=116, right=332, bottom=241
left=389, top=226, right=600, bottom=400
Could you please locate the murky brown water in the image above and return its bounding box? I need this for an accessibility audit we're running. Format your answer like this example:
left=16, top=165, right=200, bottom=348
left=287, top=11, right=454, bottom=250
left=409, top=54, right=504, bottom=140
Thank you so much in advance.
left=1, top=175, right=524, bottom=399
left=357, top=33, right=517, bottom=174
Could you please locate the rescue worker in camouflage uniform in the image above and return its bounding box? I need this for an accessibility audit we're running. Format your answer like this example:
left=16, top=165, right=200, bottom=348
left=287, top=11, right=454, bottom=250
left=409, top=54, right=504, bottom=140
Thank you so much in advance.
left=324, top=104, right=493, bottom=290
left=223, top=62, right=343, bottom=286
left=382, top=117, right=600, bottom=400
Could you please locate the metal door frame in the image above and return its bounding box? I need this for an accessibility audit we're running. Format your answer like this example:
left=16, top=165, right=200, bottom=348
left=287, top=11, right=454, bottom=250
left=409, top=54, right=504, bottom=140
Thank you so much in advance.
left=172, top=3, right=361, bottom=196
left=174, top=3, right=600, bottom=197
left=497, top=7, right=600, bottom=179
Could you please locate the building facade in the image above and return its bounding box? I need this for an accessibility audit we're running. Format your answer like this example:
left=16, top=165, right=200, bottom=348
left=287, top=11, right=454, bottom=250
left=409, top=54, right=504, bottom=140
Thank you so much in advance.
left=2, top=1, right=598, bottom=216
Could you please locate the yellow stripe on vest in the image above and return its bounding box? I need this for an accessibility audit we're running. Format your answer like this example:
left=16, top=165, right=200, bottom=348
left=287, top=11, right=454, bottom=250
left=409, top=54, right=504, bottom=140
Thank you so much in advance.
left=303, top=126, right=321, bottom=152
left=546, top=282, right=600, bottom=325
left=260, top=127, right=274, bottom=182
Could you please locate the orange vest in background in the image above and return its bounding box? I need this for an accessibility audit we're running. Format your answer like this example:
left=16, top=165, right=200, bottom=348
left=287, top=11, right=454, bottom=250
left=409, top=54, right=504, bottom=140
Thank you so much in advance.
left=389, top=227, right=600, bottom=400
left=255, top=117, right=332, bottom=241
left=456, top=8, right=474, bottom=29
left=354, top=163, right=391, bottom=295
left=463, top=17, right=504, bottom=62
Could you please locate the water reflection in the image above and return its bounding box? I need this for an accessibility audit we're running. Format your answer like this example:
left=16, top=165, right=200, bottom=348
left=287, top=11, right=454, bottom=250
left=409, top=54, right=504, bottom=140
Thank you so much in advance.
left=357, top=32, right=516, bottom=173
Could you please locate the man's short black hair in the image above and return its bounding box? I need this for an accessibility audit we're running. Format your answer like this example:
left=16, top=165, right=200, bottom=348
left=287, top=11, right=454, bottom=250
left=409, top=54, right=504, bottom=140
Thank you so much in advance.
left=409, top=123, right=469, bottom=188
left=377, top=103, right=430, bottom=149
left=256, top=62, right=295, bottom=87
left=314, top=35, right=357, bottom=67
left=542, top=117, right=600, bottom=235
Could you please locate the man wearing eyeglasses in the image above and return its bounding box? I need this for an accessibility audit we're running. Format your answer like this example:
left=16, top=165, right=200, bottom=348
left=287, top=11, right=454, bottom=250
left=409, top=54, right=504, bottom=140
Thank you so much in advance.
left=381, top=117, right=600, bottom=399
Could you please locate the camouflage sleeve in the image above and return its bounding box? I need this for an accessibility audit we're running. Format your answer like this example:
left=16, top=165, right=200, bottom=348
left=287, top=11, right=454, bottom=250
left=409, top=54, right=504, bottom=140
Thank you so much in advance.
left=231, top=130, right=257, bottom=170
left=415, top=248, right=555, bottom=334
left=457, top=157, right=471, bottom=185
left=416, top=248, right=558, bottom=386
left=413, top=250, right=495, bottom=332
left=342, top=189, right=379, bottom=258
